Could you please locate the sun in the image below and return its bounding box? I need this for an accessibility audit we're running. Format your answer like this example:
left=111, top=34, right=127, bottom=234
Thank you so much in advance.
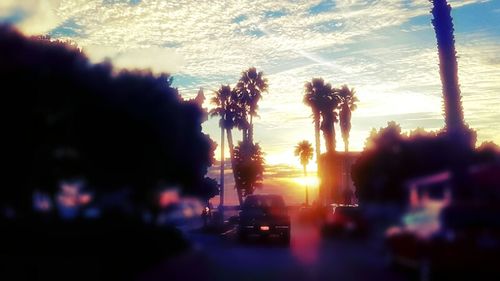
left=292, top=175, right=320, bottom=188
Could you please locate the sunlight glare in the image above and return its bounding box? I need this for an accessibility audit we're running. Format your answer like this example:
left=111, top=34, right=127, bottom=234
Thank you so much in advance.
left=293, top=176, right=319, bottom=188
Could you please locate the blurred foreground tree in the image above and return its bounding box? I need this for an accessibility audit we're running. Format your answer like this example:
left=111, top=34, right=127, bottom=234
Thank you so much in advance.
left=352, top=121, right=483, bottom=205
left=0, top=25, right=216, bottom=216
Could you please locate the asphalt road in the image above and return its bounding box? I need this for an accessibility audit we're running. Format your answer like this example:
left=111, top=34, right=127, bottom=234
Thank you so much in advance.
left=140, top=214, right=408, bottom=281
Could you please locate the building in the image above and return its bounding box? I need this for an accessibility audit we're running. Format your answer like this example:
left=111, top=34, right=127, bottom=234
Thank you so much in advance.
left=318, top=151, right=360, bottom=206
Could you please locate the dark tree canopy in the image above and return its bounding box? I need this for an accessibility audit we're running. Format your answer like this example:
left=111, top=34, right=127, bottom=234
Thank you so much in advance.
left=233, top=141, right=265, bottom=197
left=352, top=122, right=484, bottom=204
left=0, top=25, right=215, bottom=210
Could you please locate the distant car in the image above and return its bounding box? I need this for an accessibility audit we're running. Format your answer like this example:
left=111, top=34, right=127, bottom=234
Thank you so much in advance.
left=238, top=194, right=291, bottom=244
left=386, top=203, right=500, bottom=279
left=322, top=204, right=369, bottom=238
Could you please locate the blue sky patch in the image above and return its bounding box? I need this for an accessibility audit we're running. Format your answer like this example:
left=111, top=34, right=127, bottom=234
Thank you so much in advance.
left=49, top=19, right=84, bottom=38
left=451, top=0, right=500, bottom=36
left=308, top=0, right=335, bottom=15
left=232, top=15, right=248, bottom=24
left=162, top=42, right=182, bottom=48
left=246, top=26, right=265, bottom=37
left=264, top=10, right=287, bottom=19
left=313, top=20, right=343, bottom=33
left=103, top=0, right=141, bottom=5
left=0, top=8, right=26, bottom=25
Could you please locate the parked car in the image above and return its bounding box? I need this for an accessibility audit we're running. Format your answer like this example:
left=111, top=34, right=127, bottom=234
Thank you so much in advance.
left=238, top=194, right=291, bottom=244
left=386, top=203, right=500, bottom=279
left=322, top=204, right=369, bottom=238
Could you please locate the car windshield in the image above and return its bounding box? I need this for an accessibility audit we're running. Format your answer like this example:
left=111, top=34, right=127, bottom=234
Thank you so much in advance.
left=334, top=207, right=360, bottom=216
left=243, top=196, right=285, bottom=210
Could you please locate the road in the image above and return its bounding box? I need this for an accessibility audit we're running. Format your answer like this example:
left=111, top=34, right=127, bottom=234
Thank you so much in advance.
left=140, top=213, right=408, bottom=281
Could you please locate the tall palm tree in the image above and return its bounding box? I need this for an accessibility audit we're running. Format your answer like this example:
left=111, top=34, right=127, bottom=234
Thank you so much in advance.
left=209, top=85, right=232, bottom=209
left=294, top=140, right=314, bottom=206
left=338, top=85, right=359, bottom=152
left=430, top=0, right=465, bottom=139
left=235, top=67, right=268, bottom=143
left=430, top=0, right=470, bottom=201
left=304, top=78, right=324, bottom=168
left=317, top=82, right=341, bottom=154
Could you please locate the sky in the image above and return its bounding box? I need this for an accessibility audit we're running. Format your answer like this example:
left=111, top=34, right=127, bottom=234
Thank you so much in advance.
left=1, top=0, right=499, bottom=179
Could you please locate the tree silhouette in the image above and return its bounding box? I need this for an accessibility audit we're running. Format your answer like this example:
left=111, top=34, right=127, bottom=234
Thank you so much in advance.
left=304, top=78, right=324, bottom=168
left=319, top=84, right=341, bottom=154
left=209, top=85, right=233, bottom=209
left=0, top=25, right=216, bottom=214
left=235, top=67, right=268, bottom=143
left=338, top=85, right=358, bottom=152
left=431, top=0, right=475, bottom=199
left=233, top=141, right=265, bottom=199
left=294, top=140, right=314, bottom=206
left=430, top=0, right=466, bottom=140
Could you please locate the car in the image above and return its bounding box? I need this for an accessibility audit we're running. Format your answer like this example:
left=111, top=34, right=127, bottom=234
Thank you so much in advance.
left=238, top=194, right=291, bottom=244
left=322, top=204, right=369, bottom=238
left=386, top=203, right=500, bottom=279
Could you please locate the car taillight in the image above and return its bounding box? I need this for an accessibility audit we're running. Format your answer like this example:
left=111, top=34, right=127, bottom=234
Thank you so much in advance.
left=260, top=226, right=270, bottom=231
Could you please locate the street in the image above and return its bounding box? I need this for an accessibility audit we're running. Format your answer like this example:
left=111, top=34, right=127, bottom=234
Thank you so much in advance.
left=140, top=212, right=407, bottom=281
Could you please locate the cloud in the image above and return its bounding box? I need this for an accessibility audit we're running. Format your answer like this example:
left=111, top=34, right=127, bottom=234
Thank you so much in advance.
left=2, top=0, right=498, bottom=159
left=0, top=0, right=62, bottom=35
left=83, top=45, right=185, bottom=74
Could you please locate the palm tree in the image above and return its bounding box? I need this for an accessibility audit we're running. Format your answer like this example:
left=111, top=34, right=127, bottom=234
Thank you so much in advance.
left=317, top=81, right=341, bottom=153
left=233, top=140, right=265, bottom=204
left=304, top=78, right=324, bottom=168
left=294, top=140, right=314, bottom=206
left=430, top=0, right=471, bottom=201
left=209, top=85, right=233, bottom=209
left=430, top=0, right=465, bottom=139
left=338, top=85, right=359, bottom=152
left=235, top=67, right=268, bottom=143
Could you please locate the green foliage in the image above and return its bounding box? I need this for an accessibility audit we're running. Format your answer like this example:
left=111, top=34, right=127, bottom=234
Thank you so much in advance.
left=233, top=141, right=265, bottom=197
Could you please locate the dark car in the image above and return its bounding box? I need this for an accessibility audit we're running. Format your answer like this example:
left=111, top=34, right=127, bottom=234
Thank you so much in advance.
left=238, top=194, right=291, bottom=244
left=322, top=204, right=369, bottom=238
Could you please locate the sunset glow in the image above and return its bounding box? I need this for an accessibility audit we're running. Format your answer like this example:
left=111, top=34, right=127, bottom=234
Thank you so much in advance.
left=293, top=176, right=320, bottom=189
left=1, top=0, right=498, bottom=168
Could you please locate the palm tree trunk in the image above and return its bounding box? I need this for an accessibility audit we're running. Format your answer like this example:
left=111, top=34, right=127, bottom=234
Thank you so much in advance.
left=343, top=135, right=349, bottom=204
left=219, top=126, right=225, bottom=210
left=303, top=164, right=309, bottom=206
left=249, top=114, right=253, bottom=144
left=314, top=116, right=322, bottom=206
left=227, top=128, right=244, bottom=207
left=431, top=0, right=470, bottom=200
left=324, top=131, right=333, bottom=153
left=314, top=118, right=321, bottom=168
left=332, top=120, right=336, bottom=152
left=226, top=128, right=234, bottom=157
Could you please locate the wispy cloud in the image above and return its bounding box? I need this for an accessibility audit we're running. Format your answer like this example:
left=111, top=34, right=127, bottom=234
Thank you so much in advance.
left=2, top=0, right=499, bottom=160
